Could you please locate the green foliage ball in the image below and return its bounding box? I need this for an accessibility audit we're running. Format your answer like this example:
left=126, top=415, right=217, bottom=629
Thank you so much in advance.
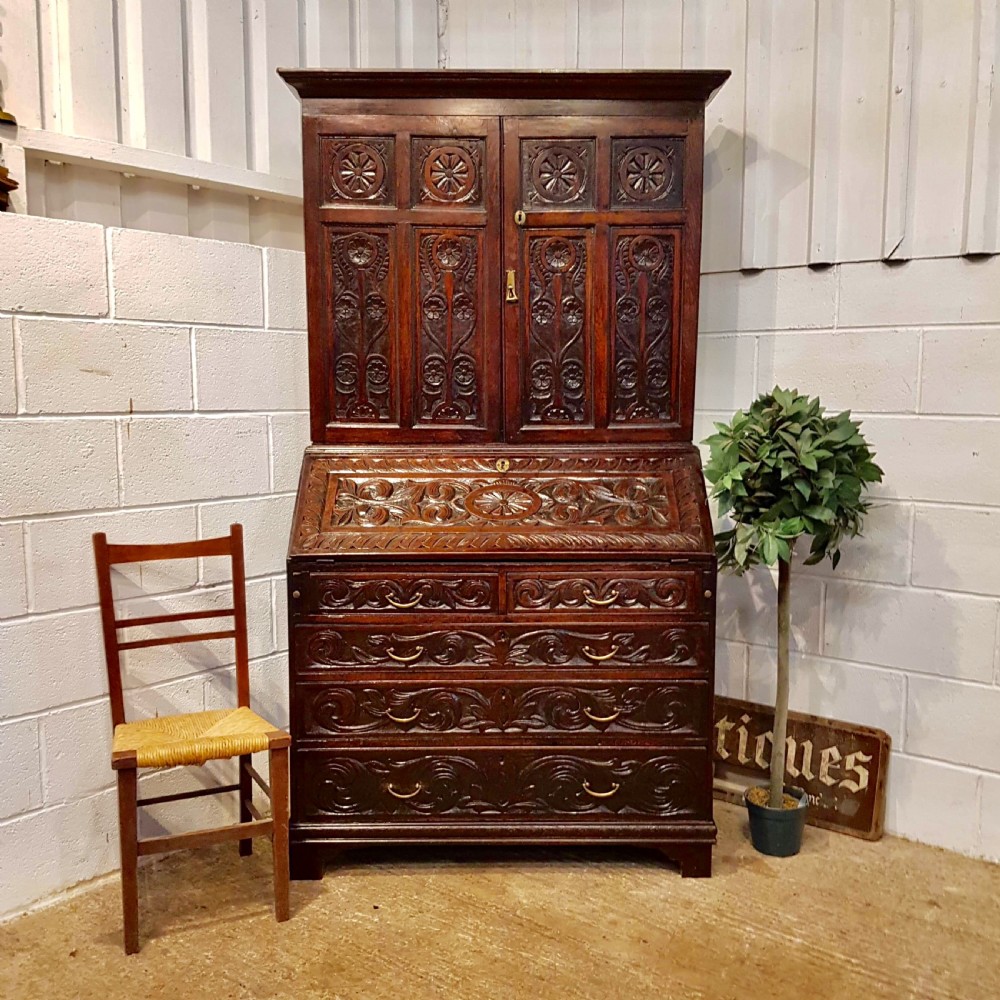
left=704, top=387, right=884, bottom=573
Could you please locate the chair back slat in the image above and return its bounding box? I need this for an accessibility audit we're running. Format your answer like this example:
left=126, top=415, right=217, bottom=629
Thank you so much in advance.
left=115, top=608, right=236, bottom=629
left=117, top=629, right=238, bottom=652
left=93, top=525, right=251, bottom=728
left=100, top=535, right=233, bottom=565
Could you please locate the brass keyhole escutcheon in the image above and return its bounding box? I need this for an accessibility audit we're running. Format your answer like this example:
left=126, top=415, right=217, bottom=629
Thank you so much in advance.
left=496, top=458, right=510, bottom=473
left=514, top=209, right=526, bottom=225
left=505, top=270, right=518, bottom=302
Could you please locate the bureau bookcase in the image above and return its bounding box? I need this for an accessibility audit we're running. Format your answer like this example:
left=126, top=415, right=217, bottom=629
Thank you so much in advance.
left=280, top=69, right=729, bottom=878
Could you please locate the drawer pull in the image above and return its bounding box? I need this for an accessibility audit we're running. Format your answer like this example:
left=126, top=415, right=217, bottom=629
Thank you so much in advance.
left=584, top=589, right=619, bottom=607
left=385, top=594, right=422, bottom=609
left=386, top=782, right=422, bottom=800
left=583, top=706, right=621, bottom=723
left=386, top=645, right=424, bottom=663
left=386, top=707, right=421, bottom=724
left=582, top=644, right=620, bottom=662
left=583, top=780, right=620, bottom=799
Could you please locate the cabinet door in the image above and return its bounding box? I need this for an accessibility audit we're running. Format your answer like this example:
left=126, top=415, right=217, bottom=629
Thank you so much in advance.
left=305, top=115, right=502, bottom=443
left=502, top=117, right=697, bottom=443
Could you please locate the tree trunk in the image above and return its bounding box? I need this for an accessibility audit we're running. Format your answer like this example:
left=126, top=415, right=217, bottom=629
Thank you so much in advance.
left=769, top=556, right=791, bottom=809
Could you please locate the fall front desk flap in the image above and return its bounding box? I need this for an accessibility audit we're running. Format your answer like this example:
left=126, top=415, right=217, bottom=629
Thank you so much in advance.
left=289, top=447, right=714, bottom=559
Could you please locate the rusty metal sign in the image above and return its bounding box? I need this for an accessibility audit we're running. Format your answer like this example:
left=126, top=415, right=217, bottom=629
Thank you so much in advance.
left=713, top=695, right=890, bottom=841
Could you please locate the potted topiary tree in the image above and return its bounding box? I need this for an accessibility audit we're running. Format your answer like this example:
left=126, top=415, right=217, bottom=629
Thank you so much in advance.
left=704, top=387, right=883, bottom=857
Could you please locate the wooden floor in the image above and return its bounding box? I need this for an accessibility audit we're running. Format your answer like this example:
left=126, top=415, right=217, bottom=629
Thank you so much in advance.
left=2, top=802, right=998, bottom=999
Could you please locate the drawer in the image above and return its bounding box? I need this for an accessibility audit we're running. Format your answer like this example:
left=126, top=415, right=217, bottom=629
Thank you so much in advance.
left=295, top=571, right=500, bottom=615
left=297, top=679, right=710, bottom=737
left=297, top=746, right=712, bottom=822
left=508, top=568, right=710, bottom=615
left=295, top=622, right=709, bottom=672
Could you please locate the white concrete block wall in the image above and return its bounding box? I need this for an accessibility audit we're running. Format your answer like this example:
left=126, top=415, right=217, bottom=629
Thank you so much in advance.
left=702, top=257, right=1000, bottom=864
left=0, top=213, right=308, bottom=919
left=1, top=212, right=998, bottom=920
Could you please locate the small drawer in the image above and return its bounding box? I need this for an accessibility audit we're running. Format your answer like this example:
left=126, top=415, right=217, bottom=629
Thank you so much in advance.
left=296, top=572, right=500, bottom=615
left=297, top=678, right=710, bottom=738
left=508, top=569, right=709, bottom=615
left=294, top=623, right=709, bottom=673
left=297, top=746, right=712, bottom=822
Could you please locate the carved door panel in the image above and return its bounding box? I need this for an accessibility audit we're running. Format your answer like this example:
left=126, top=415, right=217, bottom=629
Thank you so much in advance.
left=502, top=117, right=693, bottom=443
left=307, top=115, right=502, bottom=444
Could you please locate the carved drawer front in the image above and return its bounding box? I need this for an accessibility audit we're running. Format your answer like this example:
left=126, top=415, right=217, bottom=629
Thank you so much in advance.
left=298, top=679, right=710, bottom=737
left=509, top=569, right=707, bottom=615
left=295, top=623, right=708, bottom=673
left=298, top=747, right=711, bottom=822
left=299, top=572, right=499, bottom=615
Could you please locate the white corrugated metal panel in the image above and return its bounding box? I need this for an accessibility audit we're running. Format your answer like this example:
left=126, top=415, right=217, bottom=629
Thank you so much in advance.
left=5, top=0, right=998, bottom=266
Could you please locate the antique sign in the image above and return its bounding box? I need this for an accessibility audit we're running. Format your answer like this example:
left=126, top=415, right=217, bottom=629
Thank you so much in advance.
left=713, top=696, right=890, bottom=840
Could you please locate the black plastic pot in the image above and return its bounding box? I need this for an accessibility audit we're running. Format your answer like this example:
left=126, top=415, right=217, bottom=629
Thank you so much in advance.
left=745, top=785, right=808, bottom=857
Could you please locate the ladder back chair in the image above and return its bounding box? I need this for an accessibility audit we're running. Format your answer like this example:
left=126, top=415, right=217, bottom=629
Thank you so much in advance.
left=93, top=523, right=290, bottom=954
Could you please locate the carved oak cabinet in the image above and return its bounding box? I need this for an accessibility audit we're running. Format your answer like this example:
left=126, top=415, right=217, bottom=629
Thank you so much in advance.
left=280, top=69, right=729, bottom=879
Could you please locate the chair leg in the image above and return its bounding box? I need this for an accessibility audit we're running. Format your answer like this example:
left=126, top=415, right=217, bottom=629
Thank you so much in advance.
left=269, top=745, right=290, bottom=922
left=117, top=768, right=140, bottom=954
left=238, top=754, right=253, bottom=856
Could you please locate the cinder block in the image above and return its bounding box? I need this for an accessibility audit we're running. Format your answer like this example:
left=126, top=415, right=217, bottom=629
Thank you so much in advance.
left=118, top=579, right=274, bottom=688
left=824, top=581, right=996, bottom=682
left=137, top=763, right=237, bottom=838
left=274, top=580, right=288, bottom=653
left=920, top=328, right=1000, bottom=416
left=756, top=329, right=920, bottom=412
left=204, top=653, right=289, bottom=732
left=714, top=640, right=747, bottom=699
left=716, top=567, right=823, bottom=654
left=799, top=502, right=912, bottom=586
left=265, top=248, right=307, bottom=330
left=839, top=256, right=1000, bottom=328
left=1, top=315, right=15, bottom=412
left=0, top=522, right=27, bottom=617
left=860, top=417, right=1000, bottom=506
left=119, top=416, right=269, bottom=505
left=699, top=267, right=837, bottom=334
left=980, top=774, right=1000, bottom=862
left=195, top=329, right=307, bottom=411
left=906, top=676, right=1000, bottom=770
left=0, top=718, right=42, bottom=819
left=26, top=506, right=198, bottom=614
left=911, top=505, right=1000, bottom=596
left=0, top=419, right=119, bottom=517
left=884, top=754, right=980, bottom=856
left=270, top=413, right=310, bottom=491
left=123, top=674, right=207, bottom=722
left=0, top=789, right=119, bottom=918
left=0, top=214, right=108, bottom=317
left=17, top=319, right=192, bottom=414
left=42, top=701, right=114, bottom=803
left=199, top=494, right=296, bottom=583
left=695, top=335, right=756, bottom=412
left=748, top=648, right=906, bottom=746
left=110, top=229, right=263, bottom=326
left=0, top=609, right=106, bottom=718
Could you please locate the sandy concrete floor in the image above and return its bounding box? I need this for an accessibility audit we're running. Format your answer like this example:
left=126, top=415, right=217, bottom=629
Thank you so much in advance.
left=2, top=802, right=998, bottom=1000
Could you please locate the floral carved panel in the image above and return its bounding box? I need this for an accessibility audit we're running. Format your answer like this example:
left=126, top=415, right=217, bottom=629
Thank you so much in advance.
left=416, top=230, right=485, bottom=425
left=611, top=230, right=677, bottom=424
left=321, top=136, right=394, bottom=204
left=412, top=138, right=485, bottom=206
left=611, top=137, right=683, bottom=209
left=524, top=233, right=591, bottom=426
left=521, top=139, right=596, bottom=208
left=328, top=228, right=395, bottom=423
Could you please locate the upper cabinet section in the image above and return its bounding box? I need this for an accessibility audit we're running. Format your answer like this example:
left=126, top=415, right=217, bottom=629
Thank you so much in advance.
left=281, top=70, right=728, bottom=447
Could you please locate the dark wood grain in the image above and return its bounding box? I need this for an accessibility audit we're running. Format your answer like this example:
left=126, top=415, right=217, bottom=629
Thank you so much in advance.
left=284, top=70, right=725, bottom=878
